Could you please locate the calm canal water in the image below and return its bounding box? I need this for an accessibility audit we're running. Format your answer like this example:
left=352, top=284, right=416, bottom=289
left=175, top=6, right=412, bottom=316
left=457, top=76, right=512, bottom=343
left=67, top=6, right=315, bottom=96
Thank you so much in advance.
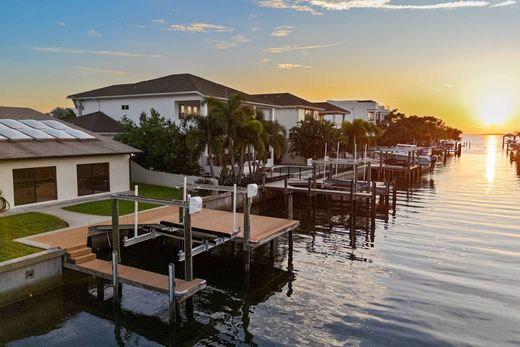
left=1, top=135, right=519, bottom=346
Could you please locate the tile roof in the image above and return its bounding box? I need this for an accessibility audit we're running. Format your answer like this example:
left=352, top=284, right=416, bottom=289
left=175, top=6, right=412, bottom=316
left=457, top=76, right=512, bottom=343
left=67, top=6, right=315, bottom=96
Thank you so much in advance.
left=71, top=111, right=123, bottom=133
left=252, top=93, right=323, bottom=110
left=311, top=102, right=350, bottom=115
left=0, top=106, right=139, bottom=161
left=68, top=73, right=274, bottom=106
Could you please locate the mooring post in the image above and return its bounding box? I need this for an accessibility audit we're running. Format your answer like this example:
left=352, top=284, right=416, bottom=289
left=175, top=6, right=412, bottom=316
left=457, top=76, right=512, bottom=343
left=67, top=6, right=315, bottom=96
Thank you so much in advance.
left=168, top=263, right=176, bottom=324
left=183, top=208, right=193, bottom=282
left=288, top=193, right=294, bottom=220
left=112, top=250, right=119, bottom=303
left=392, top=180, right=397, bottom=216
left=287, top=193, right=294, bottom=269
left=243, top=196, right=251, bottom=273
left=367, top=161, right=372, bottom=191
left=353, top=163, right=358, bottom=193
left=379, top=150, right=383, bottom=179
left=111, top=198, right=121, bottom=263
left=96, top=277, right=104, bottom=302
left=371, top=181, right=377, bottom=229
left=312, top=163, right=317, bottom=189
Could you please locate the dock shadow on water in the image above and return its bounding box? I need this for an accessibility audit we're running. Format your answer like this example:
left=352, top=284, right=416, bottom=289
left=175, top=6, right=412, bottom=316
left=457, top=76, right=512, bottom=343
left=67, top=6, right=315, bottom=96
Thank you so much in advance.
left=1, top=135, right=520, bottom=346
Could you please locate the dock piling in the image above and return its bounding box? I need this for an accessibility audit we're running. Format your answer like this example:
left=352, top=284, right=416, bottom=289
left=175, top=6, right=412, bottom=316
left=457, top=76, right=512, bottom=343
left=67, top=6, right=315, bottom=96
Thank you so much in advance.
left=243, top=196, right=251, bottom=273
left=96, top=277, right=104, bottom=302
left=111, top=198, right=121, bottom=262
left=112, top=250, right=119, bottom=303
left=168, top=263, right=176, bottom=324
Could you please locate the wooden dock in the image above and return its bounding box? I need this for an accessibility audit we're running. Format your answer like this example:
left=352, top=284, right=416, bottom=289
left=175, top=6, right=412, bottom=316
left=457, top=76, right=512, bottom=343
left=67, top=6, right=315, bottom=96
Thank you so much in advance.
left=64, top=258, right=205, bottom=301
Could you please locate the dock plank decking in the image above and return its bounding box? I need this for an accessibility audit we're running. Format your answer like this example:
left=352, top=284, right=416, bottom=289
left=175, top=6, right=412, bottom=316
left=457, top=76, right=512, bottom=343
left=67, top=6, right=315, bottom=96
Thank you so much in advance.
left=65, top=259, right=206, bottom=300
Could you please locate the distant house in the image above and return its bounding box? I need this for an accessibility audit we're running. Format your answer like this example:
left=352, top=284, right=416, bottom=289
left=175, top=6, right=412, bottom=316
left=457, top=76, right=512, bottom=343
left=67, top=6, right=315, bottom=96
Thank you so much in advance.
left=252, top=93, right=324, bottom=133
left=327, top=100, right=390, bottom=124
left=311, top=102, right=350, bottom=128
left=67, top=73, right=277, bottom=124
left=0, top=106, right=138, bottom=209
left=252, top=93, right=328, bottom=165
left=70, top=111, right=123, bottom=138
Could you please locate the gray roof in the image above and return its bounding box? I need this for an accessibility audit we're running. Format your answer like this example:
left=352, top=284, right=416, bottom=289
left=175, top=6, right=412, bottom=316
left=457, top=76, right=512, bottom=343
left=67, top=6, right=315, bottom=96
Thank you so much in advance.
left=0, top=106, right=139, bottom=161
left=252, top=93, right=323, bottom=110
left=68, top=73, right=275, bottom=106
left=71, top=111, right=123, bottom=133
left=311, top=102, right=350, bottom=115
left=0, top=106, right=50, bottom=120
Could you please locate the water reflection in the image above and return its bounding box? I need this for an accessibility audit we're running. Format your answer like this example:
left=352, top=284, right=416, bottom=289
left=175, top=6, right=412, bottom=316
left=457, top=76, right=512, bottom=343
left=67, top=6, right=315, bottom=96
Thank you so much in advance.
left=485, top=135, right=497, bottom=189
left=2, top=135, right=520, bottom=346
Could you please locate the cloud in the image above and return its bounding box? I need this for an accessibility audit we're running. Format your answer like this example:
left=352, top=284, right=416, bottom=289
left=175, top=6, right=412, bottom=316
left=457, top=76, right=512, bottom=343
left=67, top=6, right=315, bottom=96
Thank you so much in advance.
left=86, top=29, right=102, bottom=37
left=491, top=0, right=516, bottom=6
left=136, top=25, right=147, bottom=29
left=57, top=21, right=66, bottom=27
left=258, top=0, right=323, bottom=15
left=72, top=66, right=130, bottom=77
left=30, top=46, right=163, bottom=58
left=278, top=63, right=312, bottom=69
left=271, top=25, right=293, bottom=37
left=152, top=18, right=165, bottom=24
left=208, top=34, right=250, bottom=49
left=260, top=58, right=271, bottom=63
left=263, top=42, right=340, bottom=53
left=169, top=23, right=234, bottom=33
left=258, top=0, right=514, bottom=12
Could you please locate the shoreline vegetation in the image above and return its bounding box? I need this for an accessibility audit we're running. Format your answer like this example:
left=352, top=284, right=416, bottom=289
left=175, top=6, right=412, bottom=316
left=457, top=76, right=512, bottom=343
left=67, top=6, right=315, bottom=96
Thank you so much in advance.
left=115, top=97, right=462, bottom=186
left=0, top=212, right=68, bottom=262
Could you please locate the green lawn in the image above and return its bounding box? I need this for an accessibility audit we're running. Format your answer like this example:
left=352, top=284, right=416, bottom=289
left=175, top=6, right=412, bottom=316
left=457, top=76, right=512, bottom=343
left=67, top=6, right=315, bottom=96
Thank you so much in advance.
left=63, top=183, right=181, bottom=216
left=0, top=212, right=68, bottom=262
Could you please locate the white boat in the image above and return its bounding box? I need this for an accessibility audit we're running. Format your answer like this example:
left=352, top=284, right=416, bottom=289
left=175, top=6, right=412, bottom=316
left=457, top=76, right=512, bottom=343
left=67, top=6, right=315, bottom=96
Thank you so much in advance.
left=385, top=144, right=434, bottom=165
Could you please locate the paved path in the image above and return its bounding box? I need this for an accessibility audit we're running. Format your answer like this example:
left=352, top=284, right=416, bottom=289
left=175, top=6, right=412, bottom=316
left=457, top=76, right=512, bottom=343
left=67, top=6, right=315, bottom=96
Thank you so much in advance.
left=39, top=207, right=107, bottom=228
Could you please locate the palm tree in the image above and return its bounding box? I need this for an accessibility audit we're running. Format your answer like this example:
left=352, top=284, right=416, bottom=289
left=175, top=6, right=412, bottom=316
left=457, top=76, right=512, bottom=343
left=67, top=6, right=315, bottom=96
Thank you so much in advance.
left=183, top=112, right=225, bottom=178
left=259, top=119, right=287, bottom=170
left=236, top=119, right=264, bottom=176
left=205, top=94, right=255, bottom=175
left=341, top=119, right=379, bottom=154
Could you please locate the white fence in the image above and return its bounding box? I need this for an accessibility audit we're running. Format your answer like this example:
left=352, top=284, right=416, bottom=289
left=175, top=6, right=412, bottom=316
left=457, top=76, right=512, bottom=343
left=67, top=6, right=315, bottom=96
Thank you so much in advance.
left=131, top=162, right=201, bottom=188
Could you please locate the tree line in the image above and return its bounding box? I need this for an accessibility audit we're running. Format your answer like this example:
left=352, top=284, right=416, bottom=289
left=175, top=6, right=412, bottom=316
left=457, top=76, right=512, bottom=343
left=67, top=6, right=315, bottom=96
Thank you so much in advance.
left=113, top=96, right=463, bottom=179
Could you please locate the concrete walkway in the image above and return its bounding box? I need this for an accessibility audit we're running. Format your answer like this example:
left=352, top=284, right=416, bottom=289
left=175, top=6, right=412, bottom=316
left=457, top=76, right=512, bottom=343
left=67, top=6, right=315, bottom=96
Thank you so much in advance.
left=39, top=207, right=107, bottom=228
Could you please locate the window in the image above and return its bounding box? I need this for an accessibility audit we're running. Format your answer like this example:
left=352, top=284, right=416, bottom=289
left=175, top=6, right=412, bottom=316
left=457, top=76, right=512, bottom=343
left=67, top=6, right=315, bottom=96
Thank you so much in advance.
left=13, top=166, right=57, bottom=206
left=193, top=106, right=199, bottom=114
left=179, top=104, right=186, bottom=119
left=368, top=111, right=375, bottom=122
left=77, top=163, right=110, bottom=196
left=304, top=109, right=313, bottom=117
left=121, top=105, right=129, bottom=110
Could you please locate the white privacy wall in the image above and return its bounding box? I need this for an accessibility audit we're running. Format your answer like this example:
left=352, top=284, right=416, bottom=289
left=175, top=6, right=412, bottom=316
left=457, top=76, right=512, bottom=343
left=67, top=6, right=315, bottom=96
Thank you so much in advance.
left=0, top=154, right=130, bottom=207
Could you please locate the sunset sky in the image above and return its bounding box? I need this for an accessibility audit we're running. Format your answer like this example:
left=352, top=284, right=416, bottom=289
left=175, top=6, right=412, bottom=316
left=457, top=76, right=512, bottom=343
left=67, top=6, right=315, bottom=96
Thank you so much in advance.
left=1, top=0, right=519, bottom=133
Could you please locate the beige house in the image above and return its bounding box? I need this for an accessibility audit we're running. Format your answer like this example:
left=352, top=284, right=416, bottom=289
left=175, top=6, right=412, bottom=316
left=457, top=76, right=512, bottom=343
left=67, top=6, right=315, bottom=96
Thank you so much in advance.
left=0, top=106, right=138, bottom=209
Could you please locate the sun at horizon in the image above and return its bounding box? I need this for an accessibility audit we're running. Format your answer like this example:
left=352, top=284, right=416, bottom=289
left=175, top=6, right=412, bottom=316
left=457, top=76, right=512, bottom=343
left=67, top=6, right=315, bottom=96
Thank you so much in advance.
left=475, top=92, right=514, bottom=128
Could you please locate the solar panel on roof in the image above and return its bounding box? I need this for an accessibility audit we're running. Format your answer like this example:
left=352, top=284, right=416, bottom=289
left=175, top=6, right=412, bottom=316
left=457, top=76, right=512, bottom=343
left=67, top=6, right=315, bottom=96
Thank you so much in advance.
left=19, top=120, right=77, bottom=139
left=40, top=120, right=68, bottom=130
left=0, top=134, right=7, bottom=141
left=41, top=120, right=96, bottom=139
left=0, top=119, right=55, bottom=140
left=60, top=128, right=96, bottom=139
left=0, top=123, right=33, bottom=140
